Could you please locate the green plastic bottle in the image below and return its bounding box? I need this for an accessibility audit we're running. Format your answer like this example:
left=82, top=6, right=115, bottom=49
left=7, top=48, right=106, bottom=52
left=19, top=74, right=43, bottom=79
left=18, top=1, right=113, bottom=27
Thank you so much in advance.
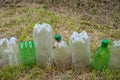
left=20, top=41, right=36, bottom=66
left=92, top=39, right=110, bottom=71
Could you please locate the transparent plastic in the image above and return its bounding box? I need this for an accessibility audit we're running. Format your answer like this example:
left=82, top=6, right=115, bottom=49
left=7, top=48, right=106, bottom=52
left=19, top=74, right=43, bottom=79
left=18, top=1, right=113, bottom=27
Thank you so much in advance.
left=109, top=40, right=120, bottom=70
left=53, top=40, right=71, bottom=69
left=69, top=31, right=90, bottom=68
left=0, top=37, right=20, bottom=67
left=33, top=23, right=53, bottom=67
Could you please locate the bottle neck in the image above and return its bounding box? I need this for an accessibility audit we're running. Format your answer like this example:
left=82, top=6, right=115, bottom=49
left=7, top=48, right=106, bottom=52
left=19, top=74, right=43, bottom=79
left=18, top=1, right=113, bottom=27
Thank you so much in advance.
left=101, top=43, right=108, bottom=48
left=56, top=39, right=61, bottom=42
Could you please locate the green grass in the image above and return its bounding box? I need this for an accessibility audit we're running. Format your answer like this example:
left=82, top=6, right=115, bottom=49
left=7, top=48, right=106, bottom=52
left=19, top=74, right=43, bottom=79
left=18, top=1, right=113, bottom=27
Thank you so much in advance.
left=0, top=2, right=120, bottom=80
left=0, top=65, right=120, bottom=80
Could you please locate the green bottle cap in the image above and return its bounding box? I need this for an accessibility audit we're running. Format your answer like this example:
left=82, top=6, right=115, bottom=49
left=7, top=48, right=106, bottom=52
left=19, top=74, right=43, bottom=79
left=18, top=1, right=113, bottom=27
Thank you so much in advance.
left=101, top=39, right=109, bottom=48
left=55, top=34, right=61, bottom=42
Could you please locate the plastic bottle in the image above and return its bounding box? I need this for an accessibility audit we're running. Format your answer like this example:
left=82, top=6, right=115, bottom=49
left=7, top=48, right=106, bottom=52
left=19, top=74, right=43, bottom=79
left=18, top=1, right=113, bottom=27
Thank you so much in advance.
left=20, top=41, right=36, bottom=66
left=33, top=23, right=53, bottom=67
left=53, top=34, right=71, bottom=69
left=92, top=39, right=110, bottom=71
left=8, top=37, right=21, bottom=66
left=0, top=37, right=20, bottom=67
left=109, top=40, right=120, bottom=70
left=69, top=31, right=90, bottom=69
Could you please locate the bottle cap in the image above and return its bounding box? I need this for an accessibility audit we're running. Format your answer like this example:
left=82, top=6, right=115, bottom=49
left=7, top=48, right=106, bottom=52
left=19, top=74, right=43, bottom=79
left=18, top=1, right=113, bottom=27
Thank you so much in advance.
left=55, top=34, right=61, bottom=42
left=101, top=39, right=109, bottom=48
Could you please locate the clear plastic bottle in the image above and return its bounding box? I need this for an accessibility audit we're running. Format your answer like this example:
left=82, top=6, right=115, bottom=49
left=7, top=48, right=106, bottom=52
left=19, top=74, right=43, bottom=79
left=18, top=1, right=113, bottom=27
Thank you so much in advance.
left=33, top=23, right=53, bottom=67
left=69, top=31, right=90, bottom=69
left=8, top=37, right=21, bottom=66
left=109, top=40, right=120, bottom=70
left=53, top=34, right=71, bottom=69
left=0, top=38, right=9, bottom=67
left=0, top=37, right=20, bottom=67
left=92, top=39, right=110, bottom=71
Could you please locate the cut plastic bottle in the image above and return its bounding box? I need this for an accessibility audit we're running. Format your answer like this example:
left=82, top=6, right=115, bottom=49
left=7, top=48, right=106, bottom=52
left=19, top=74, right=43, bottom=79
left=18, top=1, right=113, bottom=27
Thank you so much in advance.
left=53, top=34, right=71, bottom=69
left=69, top=31, right=90, bottom=69
left=109, top=40, right=120, bottom=70
left=0, top=37, right=20, bottom=67
left=92, top=39, right=110, bottom=71
left=33, top=23, right=53, bottom=67
left=20, top=41, right=36, bottom=66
